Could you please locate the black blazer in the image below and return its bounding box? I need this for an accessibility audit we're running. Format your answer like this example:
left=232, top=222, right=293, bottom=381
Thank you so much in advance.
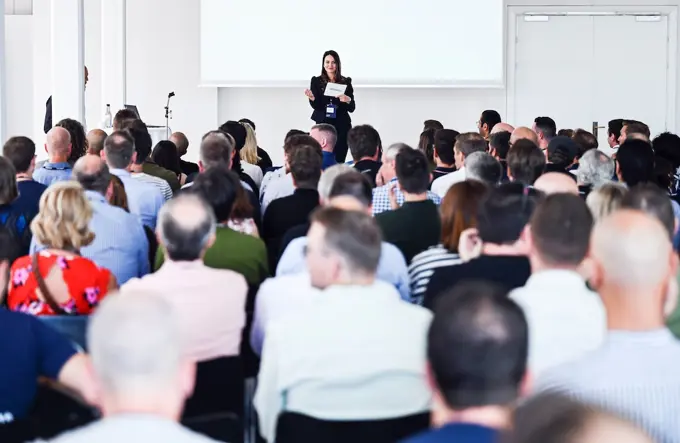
left=309, top=76, right=355, bottom=127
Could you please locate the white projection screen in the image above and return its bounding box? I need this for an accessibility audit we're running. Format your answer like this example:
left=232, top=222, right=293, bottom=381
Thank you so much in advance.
left=200, top=0, right=505, bottom=87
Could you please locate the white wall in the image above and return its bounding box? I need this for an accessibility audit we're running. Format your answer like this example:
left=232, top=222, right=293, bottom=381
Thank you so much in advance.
left=5, top=16, right=33, bottom=139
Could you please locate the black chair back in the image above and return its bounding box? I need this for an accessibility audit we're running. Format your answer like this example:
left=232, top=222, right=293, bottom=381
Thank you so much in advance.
left=274, top=412, right=430, bottom=443
left=39, top=316, right=89, bottom=351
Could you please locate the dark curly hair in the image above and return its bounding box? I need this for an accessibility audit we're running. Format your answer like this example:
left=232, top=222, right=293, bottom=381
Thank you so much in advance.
left=56, top=118, right=88, bottom=165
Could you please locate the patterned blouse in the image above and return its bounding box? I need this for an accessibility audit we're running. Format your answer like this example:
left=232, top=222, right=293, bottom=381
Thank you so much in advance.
left=7, top=251, right=111, bottom=316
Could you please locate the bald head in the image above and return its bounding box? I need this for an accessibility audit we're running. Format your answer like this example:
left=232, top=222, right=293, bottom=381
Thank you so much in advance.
left=170, top=132, right=189, bottom=157
left=592, top=210, right=674, bottom=291
left=491, top=122, right=515, bottom=135
left=46, top=127, right=72, bottom=159
left=87, top=129, right=107, bottom=156
left=511, top=127, right=539, bottom=146
left=534, top=172, right=579, bottom=195
left=73, top=154, right=111, bottom=195
left=157, top=194, right=216, bottom=261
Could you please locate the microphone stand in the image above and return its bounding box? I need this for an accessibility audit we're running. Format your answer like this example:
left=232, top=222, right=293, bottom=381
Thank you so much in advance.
left=164, top=92, right=174, bottom=139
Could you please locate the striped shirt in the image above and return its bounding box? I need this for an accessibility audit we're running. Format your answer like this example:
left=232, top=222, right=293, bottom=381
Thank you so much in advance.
left=372, top=177, right=441, bottom=216
left=407, top=245, right=463, bottom=305
left=132, top=172, right=173, bottom=201
left=537, top=329, right=680, bottom=443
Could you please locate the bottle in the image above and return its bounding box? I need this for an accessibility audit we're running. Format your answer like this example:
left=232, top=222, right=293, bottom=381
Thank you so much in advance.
left=104, top=104, right=112, bottom=128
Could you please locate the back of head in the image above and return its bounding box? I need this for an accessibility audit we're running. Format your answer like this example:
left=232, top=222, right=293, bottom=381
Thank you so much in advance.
left=199, top=130, right=234, bottom=170
left=507, top=139, right=546, bottom=185
left=530, top=194, right=593, bottom=267
left=46, top=126, right=72, bottom=157
left=348, top=125, right=381, bottom=161
left=533, top=172, right=579, bottom=195
left=558, top=128, right=575, bottom=138
left=3, top=136, right=35, bottom=174
left=653, top=132, right=680, bottom=170
left=455, top=133, right=486, bottom=158
left=318, top=164, right=354, bottom=201
left=88, top=292, right=184, bottom=396
left=328, top=170, right=373, bottom=208
left=283, top=134, right=321, bottom=164
left=56, top=118, right=87, bottom=165
left=491, top=122, right=515, bottom=135
left=103, top=131, right=135, bottom=169
left=586, top=182, right=628, bottom=221
left=121, top=119, right=152, bottom=165
left=423, top=119, right=444, bottom=131
left=428, top=281, right=528, bottom=408
left=87, top=129, right=108, bottom=156
left=616, top=139, right=655, bottom=187
left=290, top=142, right=323, bottom=190
left=573, top=129, right=598, bottom=158
left=465, top=152, right=502, bottom=186
left=534, top=117, right=557, bottom=140
left=608, top=119, right=625, bottom=142
left=311, top=123, right=338, bottom=149
left=434, top=129, right=459, bottom=165
left=239, top=118, right=256, bottom=131
left=284, top=129, right=307, bottom=144
left=113, top=109, right=138, bottom=131
left=418, top=129, right=436, bottom=164
left=510, top=127, right=539, bottom=146
left=395, top=147, right=430, bottom=194
left=480, top=110, right=502, bottom=133
left=625, top=122, right=651, bottom=140
left=158, top=194, right=216, bottom=262
left=577, top=149, right=614, bottom=187
left=489, top=131, right=511, bottom=160
left=188, top=165, right=239, bottom=223
left=0, top=156, right=18, bottom=205
left=219, top=121, right=247, bottom=151
left=440, top=181, right=489, bottom=252
left=477, top=183, right=541, bottom=245
left=621, top=183, right=675, bottom=240
left=151, top=141, right=182, bottom=175
left=170, top=132, right=189, bottom=157
left=73, top=155, right=112, bottom=195
left=547, top=136, right=579, bottom=168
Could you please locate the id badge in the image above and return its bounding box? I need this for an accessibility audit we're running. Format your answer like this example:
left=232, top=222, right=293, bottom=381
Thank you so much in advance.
left=326, top=104, right=337, bottom=119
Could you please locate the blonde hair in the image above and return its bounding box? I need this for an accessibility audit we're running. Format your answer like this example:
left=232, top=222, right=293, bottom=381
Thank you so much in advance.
left=31, top=181, right=95, bottom=251
left=241, top=122, right=259, bottom=165
left=586, top=182, right=628, bottom=222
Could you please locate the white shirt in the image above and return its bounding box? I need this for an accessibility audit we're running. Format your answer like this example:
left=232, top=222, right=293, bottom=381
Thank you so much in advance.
left=260, top=171, right=295, bottom=216
left=242, top=161, right=264, bottom=188
left=598, top=144, right=619, bottom=158
left=430, top=166, right=466, bottom=198
left=254, top=282, right=432, bottom=442
left=509, top=269, right=606, bottom=375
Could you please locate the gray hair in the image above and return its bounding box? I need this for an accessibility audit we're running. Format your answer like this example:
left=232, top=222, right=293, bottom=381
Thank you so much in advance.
left=318, top=164, right=354, bottom=201
left=577, top=150, right=615, bottom=187
left=586, top=182, right=628, bottom=221
left=466, top=152, right=502, bottom=186
left=199, top=131, right=234, bottom=169
left=73, top=160, right=111, bottom=196
left=104, top=131, right=135, bottom=169
left=157, top=194, right=216, bottom=261
left=87, top=291, right=183, bottom=395
left=384, top=143, right=412, bottom=162
left=312, top=123, right=338, bottom=148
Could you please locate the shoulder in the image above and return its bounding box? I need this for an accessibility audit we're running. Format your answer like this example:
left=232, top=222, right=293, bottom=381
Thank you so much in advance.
left=219, top=227, right=266, bottom=251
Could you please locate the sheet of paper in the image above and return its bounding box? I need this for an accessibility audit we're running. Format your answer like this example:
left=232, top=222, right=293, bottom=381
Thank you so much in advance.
left=324, top=82, right=347, bottom=97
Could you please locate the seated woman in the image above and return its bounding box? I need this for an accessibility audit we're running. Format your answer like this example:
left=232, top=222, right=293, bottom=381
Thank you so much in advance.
left=227, top=182, right=260, bottom=238
left=7, top=181, right=117, bottom=315
left=151, top=140, right=187, bottom=186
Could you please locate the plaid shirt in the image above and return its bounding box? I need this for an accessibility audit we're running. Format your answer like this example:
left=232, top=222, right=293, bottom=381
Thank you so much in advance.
left=372, top=177, right=441, bottom=216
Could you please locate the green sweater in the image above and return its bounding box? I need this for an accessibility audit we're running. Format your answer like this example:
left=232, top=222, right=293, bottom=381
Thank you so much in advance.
left=143, top=161, right=181, bottom=192
left=155, top=226, right=269, bottom=286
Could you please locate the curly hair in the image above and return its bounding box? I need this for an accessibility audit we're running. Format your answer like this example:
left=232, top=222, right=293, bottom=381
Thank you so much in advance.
left=56, top=118, right=88, bottom=165
left=31, top=181, right=95, bottom=251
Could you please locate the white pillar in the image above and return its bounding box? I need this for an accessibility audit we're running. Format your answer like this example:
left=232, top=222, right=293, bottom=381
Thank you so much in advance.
left=50, top=0, right=85, bottom=126
left=101, top=0, right=126, bottom=115
left=0, top=0, right=7, bottom=144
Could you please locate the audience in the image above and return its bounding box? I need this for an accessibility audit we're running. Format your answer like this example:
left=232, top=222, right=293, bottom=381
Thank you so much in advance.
left=112, top=108, right=137, bottom=131
left=238, top=121, right=266, bottom=187
left=260, top=132, right=301, bottom=214
left=533, top=116, right=557, bottom=154
left=376, top=148, right=441, bottom=262
left=576, top=149, right=615, bottom=196
left=34, top=127, right=73, bottom=187
left=586, top=182, right=628, bottom=221
left=151, top=140, right=187, bottom=186
left=572, top=129, right=599, bottom=162
left=11, top=181, right=116, bottom=315
left=423, top=119, right=444, bottom=131
left=170, top=131, right=199, bottom=177
left=255, top=207, right=432, bottom=442
left=538, top=210, right=680, bottom=442
left=100, top=131, right=164, bottom=228
left=653, top=132, right=680, bottom=197
left=402, top=281, right=527, bottom=443
left=533, top=172, right=579, bottom=195
left=348, top=124, right=382, bottom=186
left=424, top=183, right=540, bottom=309
left=491, top=122, right=515, bottom=135
left=309, top=123, right=338, bottom=170
left=545, top=135, right=578, bottom=174
left=229, top=180, right=260, bottom=238
left=477, top=110, right=502, bottom=139
left=409, top=180, right=489, bottom=305
left=220, top=120, right=260, bottom=193
left=602, top=118, right=624, bottom=157
left=123, top=120, right=173, bottom=201
left=557, top=128, right=575, bottom=138
left=55, top=118, right=88, bottom=166
left=465, top=152, right=503, bottom=186
left=620, top=121, right=651, bottom=144
left=616, top=139, right=656, bottom=187
left=431, top=133, right=486, bottom=196
left=238, top=117, right=274, bottom=172
left=510, top=127, right=539, bottom=146
left=509, top=194, right=604, bottom=374
left=418, top=128, right=436, bottom=169
left=121, top=194, right=247, bottom=363
left=507, top=139, right=546, bottom=185
left=431, top=129, right=459, bottom=182
left=86, top=129, right=107, bottom=156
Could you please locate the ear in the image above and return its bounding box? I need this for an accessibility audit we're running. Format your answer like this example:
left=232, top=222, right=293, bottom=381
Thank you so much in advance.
left=588, top=255, right=605, bottom=293
left=99, top=150, right=106, bottom=160
left=44, top=144, right=48, bottom=154
left=664, top=252, right=679, bottom=318
left=523, top=225, right=534, bottom=253
left=206, top=232, right=217, bottom=249
left=130, top=151, right=137, bottom=165
left=519, top=370, right=534, bottom=397
left=433, top=150, right=440, bottom=161
left=198, top=160, right=205, bottom=173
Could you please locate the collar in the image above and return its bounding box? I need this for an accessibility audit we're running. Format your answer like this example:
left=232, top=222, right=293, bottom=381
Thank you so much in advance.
left=85, top=190, right=108, bottom=204
left=110, top=168, right=131, bottom=177
left=43, top=161, right=71, bottom=170
left=322, top=151, right=335, bottom=158
left=294, top=188, right=319, bottom=196
left=606, top=328, right=675, bottom=345
left=434, top=166, right=456, bottom=173
left=160, top=259, right=206, bottom=271
left=524, top=269, right=587, bottom=289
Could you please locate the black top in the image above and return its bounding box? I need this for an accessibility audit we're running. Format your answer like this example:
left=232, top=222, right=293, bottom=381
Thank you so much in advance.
left=353, top=160, right=381, bottom=187
left=431, top=167, right=456, bottom=188
left=0, top=180, right=47, bottom=256
left=309, top=76, right=356, bottom=127
left=424, top=255, right=532, bottom=310
left=263, top=189, right=320, bottom=270
left=180, top=159, right=199, bottom=177
left=376, top=200, right=441, bottom=264
left=43, top=96, right=53, bottom=134
left=257, top=147, right=273, bottom=173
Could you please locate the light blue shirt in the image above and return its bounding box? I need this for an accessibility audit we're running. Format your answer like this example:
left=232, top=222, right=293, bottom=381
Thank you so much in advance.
left=276, top=237, right=411, bottom=301
left=32, top=161, right=73, bottom=187
left=30, top=190, right=150, bottom=285
left=109, top=168, right=164, bottom=229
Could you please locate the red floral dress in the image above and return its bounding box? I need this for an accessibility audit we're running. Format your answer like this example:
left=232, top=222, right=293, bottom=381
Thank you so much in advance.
left=7, top=251, right=112, bottom=316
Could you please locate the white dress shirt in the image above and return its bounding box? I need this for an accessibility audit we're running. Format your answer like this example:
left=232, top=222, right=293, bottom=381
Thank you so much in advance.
left=242, top=162, right=264, bottom=188
left=254, top=281, right=432, bottom=442
left=598, top=144, right=619, bottom=158
left=260, top=171, right=295, bottom=216
left=430, top=166, right=466, bottom=198
left=509, top=269, right=606, bottom=375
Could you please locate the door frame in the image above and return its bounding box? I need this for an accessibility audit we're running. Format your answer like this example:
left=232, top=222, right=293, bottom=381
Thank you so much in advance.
left=506, top=5, right=678, bottom=133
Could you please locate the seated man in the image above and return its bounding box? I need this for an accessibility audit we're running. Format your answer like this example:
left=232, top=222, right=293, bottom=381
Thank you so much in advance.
left=125, top=121, right=173, bottom=201
left=309, top=124, right=338, bottom=170
left=86, top=129, right=107, bottom=156
left=122, top=194, right=247, bottom=363
left=377, top=148, right=441, bottom=263
left=255, top=208, right=432, bottom=442
left=170, top=131, right=199, bottom=177
left=430, top=133, right=486, bottom=197
left=507, top=139, right=546, bottom=186
left=259, top=131, right=303, bottom=214
left=46, top=292, right=216, bottom=442
left=348, top=124, right=382, bottom=186
left=430, top=129, right=458, bottom=184
left=33, top=127, right=73, bottom=187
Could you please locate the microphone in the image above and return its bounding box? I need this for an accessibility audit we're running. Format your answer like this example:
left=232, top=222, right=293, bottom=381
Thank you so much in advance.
left=168, top=91, right=176, bottom=98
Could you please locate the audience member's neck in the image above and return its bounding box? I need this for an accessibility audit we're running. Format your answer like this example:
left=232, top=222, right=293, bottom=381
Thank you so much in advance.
left=100, top=392, right=184, bottom=423
left=357, top=156, right=376, bottom=163
left=48, top=152, right=69, bottom=164
left=402, top=190, right=428, bottom=203
left=431, top=403, right=511, bottom=431
left=329, top=273, right=376, bottom=288
left=295, top=184, right=317, bottom=192
left=435, top=159, right=455, bottom=169
left=15, top=171, right=32, bottom=181
left=600, top=284, right=667, bottom=331
left=529, top=255, right=580, bottom=275
left=481, top=243, right=525, bottom=257
left=323, top=146, right=334, bottom=154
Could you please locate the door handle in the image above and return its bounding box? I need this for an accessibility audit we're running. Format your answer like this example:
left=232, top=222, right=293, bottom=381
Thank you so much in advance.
left=592, top=122, right=606, bottom=139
